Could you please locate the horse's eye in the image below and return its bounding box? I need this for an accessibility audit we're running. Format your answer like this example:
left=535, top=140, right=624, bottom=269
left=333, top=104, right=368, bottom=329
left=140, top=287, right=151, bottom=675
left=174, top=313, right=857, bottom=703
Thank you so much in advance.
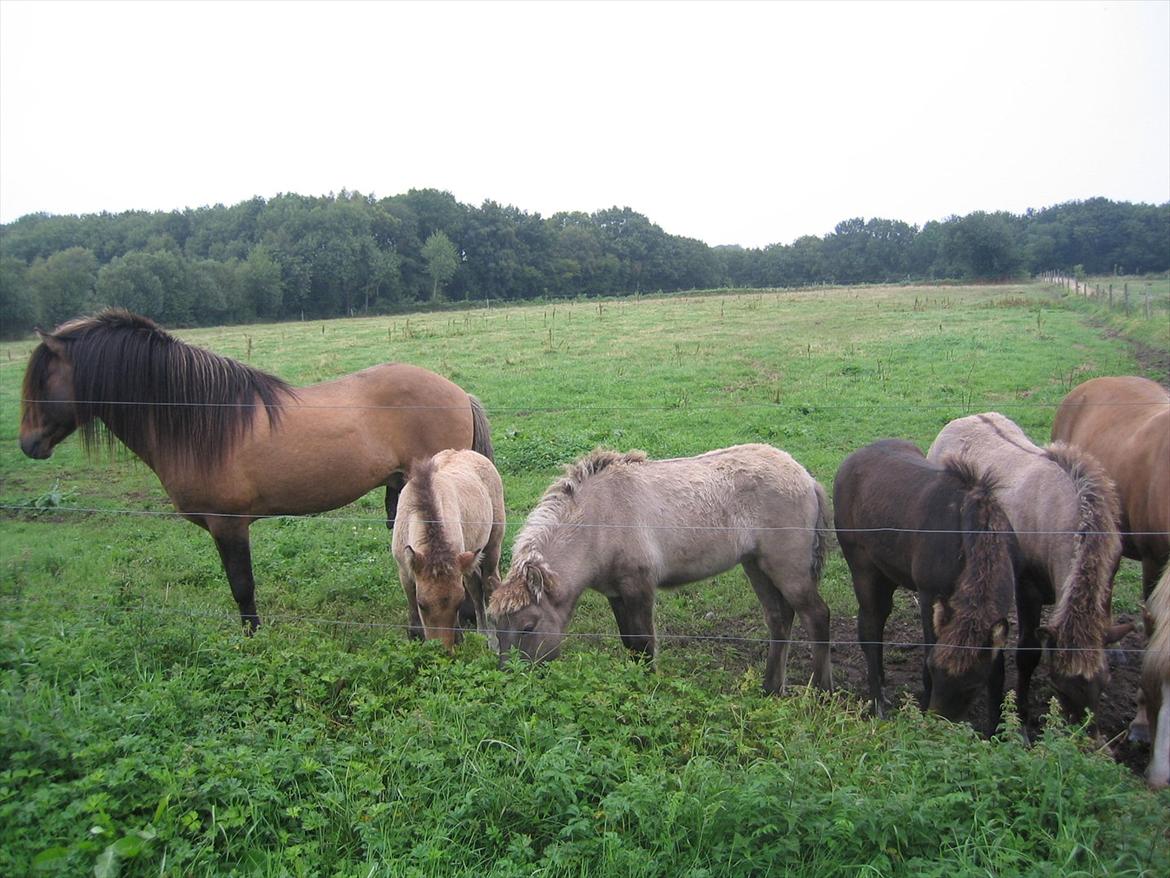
left=523, top=622, right=536, bottom=634
left=417, top=601, right=431, bottom=614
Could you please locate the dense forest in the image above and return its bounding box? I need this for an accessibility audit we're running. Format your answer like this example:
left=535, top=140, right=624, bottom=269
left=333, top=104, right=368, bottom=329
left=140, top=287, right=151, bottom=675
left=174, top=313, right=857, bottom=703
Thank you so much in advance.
left=0, top=191, right=1166, bottom=337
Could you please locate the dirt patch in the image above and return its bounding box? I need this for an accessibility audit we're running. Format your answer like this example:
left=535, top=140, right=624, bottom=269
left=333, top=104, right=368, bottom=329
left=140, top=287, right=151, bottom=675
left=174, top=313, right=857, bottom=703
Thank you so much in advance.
left=673, top=608, right=1153, bottom=781
left=1091, top=320, right=1170, bottom=382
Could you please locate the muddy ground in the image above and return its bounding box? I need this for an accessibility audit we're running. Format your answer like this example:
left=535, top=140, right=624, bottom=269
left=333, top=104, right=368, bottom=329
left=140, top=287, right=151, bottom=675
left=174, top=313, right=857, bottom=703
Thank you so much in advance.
left=675, top=606, right=1154, bottom=780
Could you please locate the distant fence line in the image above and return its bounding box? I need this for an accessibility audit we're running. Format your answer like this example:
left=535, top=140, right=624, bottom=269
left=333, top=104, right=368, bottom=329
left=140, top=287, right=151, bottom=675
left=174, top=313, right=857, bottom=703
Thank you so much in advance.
left=1041, top=272, right=1161, bottom=319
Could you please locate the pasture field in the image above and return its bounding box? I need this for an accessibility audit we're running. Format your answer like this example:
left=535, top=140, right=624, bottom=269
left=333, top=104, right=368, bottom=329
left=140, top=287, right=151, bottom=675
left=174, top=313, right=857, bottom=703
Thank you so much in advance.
left=1, top=282, right=1168, bottom=876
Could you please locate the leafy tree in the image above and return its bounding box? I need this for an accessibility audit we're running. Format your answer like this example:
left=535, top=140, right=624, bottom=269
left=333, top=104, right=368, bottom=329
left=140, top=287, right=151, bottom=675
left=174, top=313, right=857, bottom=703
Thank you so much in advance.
left=422, top=230, right=459, bottom=301
left=96, top=249, right=192, bottom=324
left=27, top=247, right=100, bottom=327
left=0, top=256, right=37, bottom=337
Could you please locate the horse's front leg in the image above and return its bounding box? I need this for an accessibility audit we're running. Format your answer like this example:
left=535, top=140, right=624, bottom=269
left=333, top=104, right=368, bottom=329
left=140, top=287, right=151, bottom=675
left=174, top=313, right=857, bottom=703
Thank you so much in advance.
left=210, top=522, right=260, bottom=632
left=986, top=646, right=1006, bottom=738
left=1015, top=588, right=1044, bottom=733
left=918, top=596, right=938, bottom=710
left=608, top=593, right=656, bottom=660
left=399, top=572, right=424, bottom=641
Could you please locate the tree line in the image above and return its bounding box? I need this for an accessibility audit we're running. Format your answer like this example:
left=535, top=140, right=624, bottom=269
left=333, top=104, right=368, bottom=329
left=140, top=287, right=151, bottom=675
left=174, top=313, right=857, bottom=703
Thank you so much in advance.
left=1, top=190, right=1166, bottom=337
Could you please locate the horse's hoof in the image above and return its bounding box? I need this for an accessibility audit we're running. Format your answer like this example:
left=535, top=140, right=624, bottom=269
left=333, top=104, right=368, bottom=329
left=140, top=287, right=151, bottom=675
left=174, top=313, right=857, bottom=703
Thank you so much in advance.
left=1128, top=721, right=1151, bottom=744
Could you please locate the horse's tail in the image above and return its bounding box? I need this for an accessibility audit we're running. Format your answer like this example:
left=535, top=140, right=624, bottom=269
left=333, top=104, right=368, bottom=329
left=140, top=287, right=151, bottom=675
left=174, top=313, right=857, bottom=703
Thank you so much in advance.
left=1045, top=442, right=1123, bottom=678
left=1145, top=563, right=1170, bottom=683
left=1143, top=562, right=1170, bottom=788
left=469, top=394, right=494, bottom=462
left=810, top=478, right=832, bottom=584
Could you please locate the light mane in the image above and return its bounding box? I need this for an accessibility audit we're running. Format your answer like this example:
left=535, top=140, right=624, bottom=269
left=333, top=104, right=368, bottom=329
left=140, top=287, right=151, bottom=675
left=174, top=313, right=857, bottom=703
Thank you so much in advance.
left=490, top=449, right=647, bottom=616
left=1044, top=442, right=1122, bottom=677
left=510, top=448, right=648, bottom=561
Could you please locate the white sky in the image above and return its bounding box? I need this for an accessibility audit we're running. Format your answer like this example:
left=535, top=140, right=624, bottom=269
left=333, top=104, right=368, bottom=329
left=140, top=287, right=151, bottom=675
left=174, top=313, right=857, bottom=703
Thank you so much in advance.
left=1, top=0, right=1167, bottom=248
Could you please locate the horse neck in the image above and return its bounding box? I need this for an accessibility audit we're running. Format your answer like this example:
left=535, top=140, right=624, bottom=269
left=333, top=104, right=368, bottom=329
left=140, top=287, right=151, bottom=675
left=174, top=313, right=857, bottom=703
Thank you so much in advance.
left=522, top=530, right=592, bottom=615
left=95, top=414, right=164, bottom=475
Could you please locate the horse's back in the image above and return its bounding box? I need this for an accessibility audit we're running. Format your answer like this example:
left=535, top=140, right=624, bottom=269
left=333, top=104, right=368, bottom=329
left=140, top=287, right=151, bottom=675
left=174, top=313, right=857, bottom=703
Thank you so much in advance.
left=835, top=439, right=968, bottom=586
left=576, top=444, right=823, bottom=585
left=929, top=413, right=1080, bottom=574
left=1053, top=377, right=1169, bottom=563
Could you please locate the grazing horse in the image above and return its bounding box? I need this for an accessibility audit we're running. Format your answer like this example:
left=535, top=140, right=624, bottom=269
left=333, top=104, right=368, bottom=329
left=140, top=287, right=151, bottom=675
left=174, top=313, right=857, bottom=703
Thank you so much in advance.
left=1143, top=563, right=1170, bottom=789
left=488, top=444, right=833, bottom=693
left=1052, top=376, right=1169, bottom=743
left=834, top=440, right=1018, bottom=733
left=927, top=413, right=1126, bottom=729
left=19, top=309, right=493, bottom=629
left=392, top=449, right=505, bottom=651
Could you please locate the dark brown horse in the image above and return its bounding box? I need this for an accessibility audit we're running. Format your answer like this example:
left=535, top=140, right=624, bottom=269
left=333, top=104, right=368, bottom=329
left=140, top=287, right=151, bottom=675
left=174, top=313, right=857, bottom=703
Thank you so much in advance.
left=19, top=309, right=493, bottom=629
left=834, top=439, right=1018, bottom=733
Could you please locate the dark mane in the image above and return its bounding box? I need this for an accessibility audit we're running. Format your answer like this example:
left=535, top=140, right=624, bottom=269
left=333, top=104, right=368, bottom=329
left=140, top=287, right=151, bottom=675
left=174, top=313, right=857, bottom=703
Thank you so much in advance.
left=933, top=454, right=1016, bottom=675
left=32, top=309, right=293, bottom=471
left=408, top=457, right=458, bottom=579
left=1044, top=441, right=1123, bottom=675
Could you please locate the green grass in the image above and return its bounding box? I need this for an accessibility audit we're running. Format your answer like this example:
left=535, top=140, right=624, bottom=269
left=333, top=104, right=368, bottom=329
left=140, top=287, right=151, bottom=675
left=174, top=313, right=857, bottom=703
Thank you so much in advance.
left=1, top=282, right=1168, bottom=875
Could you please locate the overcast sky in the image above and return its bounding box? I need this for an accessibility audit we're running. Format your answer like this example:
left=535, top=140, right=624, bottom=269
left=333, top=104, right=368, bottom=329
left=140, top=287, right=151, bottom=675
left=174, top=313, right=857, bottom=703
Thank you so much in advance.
left=1, top=0, right=1167, bottom=248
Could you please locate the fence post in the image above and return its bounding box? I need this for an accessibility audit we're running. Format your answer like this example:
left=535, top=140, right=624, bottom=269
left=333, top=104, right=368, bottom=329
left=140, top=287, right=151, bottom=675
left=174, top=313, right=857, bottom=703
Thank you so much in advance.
left=1124, top=283, right=1130, bottom=314
left=1109, top=283, right=1113, bottom=308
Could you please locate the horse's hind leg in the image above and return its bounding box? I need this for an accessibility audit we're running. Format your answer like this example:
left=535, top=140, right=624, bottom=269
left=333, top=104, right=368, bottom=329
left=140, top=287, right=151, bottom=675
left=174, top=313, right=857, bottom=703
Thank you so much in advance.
left=211, top=523, right=260, bottom=632
left=853, top=569, right=895, bottom=715
left=384, top=473, right=406, bottom=530
left=742, top=559, right=797, bottom=694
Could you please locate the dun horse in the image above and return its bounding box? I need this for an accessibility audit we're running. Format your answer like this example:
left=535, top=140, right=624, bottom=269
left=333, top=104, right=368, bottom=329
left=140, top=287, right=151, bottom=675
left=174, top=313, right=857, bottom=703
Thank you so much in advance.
left=19, top=309, right=493, bottom=629
left=1143, top=563, right=1170, bottom=789
left=1052, top=376, right=1169, bottom=597
left=1052, top=376, right=1169, bottom=743
left=834, top=440, right=1017, bottom=733
left=927, top=413, right=1126, bottom=728
left=488, top=444, right=833, bottom=693
left=392, top=449, right=505, bottom=651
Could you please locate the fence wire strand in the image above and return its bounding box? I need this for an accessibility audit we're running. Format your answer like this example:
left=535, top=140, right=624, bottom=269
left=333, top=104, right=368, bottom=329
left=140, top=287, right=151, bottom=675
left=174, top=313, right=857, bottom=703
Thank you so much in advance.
left=0, top=596, right=1160, bottom=657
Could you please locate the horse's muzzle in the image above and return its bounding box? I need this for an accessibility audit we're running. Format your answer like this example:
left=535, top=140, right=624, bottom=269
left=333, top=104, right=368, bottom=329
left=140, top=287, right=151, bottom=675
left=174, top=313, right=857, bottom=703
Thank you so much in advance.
left=20, top=435, right=52, bottom=459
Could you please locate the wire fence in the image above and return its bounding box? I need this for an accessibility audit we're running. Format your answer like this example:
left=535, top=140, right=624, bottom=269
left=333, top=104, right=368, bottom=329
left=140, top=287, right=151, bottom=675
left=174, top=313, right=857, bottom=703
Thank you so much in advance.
left=1, top=503, right=1165, bottom=539
left=0, top=595, right=1160, bottom=658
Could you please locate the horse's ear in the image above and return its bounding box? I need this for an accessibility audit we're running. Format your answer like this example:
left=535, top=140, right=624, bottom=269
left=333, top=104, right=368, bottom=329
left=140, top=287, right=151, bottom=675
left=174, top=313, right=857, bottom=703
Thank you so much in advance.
left=1104, top=621, right=1134, bottom=645
left=524, top=563, right=546, bottom=604
left=404, top=545, right=423, bottom=573
left=36, top=330, right=67, bottom=357
left=457, top=550, right=482, bottom=575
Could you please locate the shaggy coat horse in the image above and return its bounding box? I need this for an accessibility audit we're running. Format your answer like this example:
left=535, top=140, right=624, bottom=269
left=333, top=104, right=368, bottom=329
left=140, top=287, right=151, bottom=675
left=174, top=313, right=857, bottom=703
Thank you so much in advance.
left=19, top=309, right=493, bottom=629
left=834, top=440, right=1018, bottom=733
left=488, top=444, right=833, bottom=693
left=392, top=449, right=505, bottom=651
left=1143, top=563, right=1170, bottom=789
left=927, top=413, right=1126, bottom=728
